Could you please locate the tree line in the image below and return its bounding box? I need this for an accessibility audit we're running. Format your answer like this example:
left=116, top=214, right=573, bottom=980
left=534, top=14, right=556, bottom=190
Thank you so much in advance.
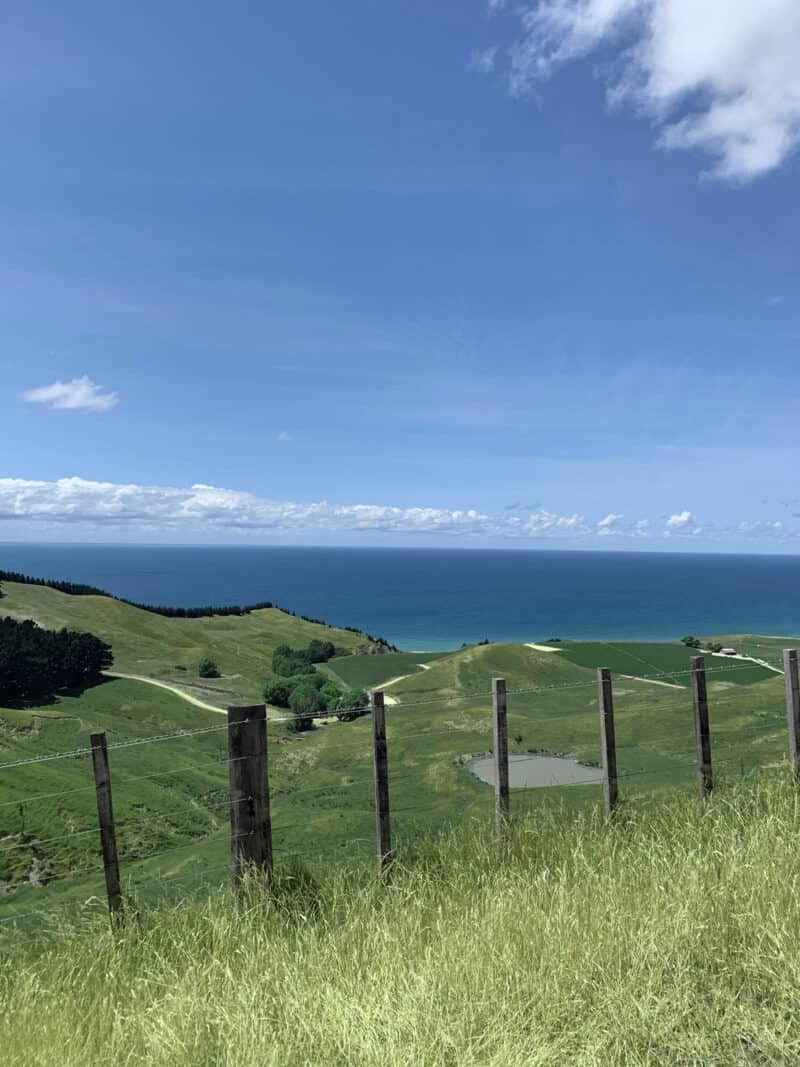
left=0, top=616, right=113, bottom=703
left=0, top=569, right=275, bottom=618
left=0, top=569, right=397, bottom=645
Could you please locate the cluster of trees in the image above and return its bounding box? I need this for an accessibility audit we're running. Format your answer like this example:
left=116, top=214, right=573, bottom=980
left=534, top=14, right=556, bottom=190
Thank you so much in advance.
left=271, top=640, right=338, bottom=676
left=264, top=674, right=368, bottom=731
left=264, top=642, right=368, bottom=730
left=681, top=635, right=725, bottom=653
left=0, top=617, right=113, bottom=703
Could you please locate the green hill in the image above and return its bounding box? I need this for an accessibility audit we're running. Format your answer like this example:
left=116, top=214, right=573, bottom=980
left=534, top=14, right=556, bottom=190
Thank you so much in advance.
left=0, top=579, right=374, bottom=707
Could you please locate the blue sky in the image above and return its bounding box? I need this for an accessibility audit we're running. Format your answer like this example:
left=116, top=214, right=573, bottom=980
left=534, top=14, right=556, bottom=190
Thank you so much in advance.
left=3, top=0, right=800, bottom=551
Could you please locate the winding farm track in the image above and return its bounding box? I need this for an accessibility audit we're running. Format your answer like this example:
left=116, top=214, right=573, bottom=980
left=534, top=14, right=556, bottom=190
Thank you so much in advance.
left=104, top=672, right=227, bottom=715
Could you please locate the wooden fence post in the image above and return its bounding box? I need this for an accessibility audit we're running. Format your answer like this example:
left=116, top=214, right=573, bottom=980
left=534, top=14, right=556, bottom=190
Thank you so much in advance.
left=597, top=668, right=618, bottom=816
left=691, top=656, right=712, bottom=799
left=90, top=731, right=124, bottom=927
left=492, top=677, right=510, bottom=834
left=784, top=649, right=800, bottom=782
left=371, top=690, right=392, bottom=872
left=227, top=705, right=272, bottom=890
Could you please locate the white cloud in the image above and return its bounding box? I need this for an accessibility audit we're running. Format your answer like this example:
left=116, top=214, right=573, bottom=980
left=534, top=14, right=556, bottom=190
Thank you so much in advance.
left=738, top=519, right=784, bottom=535
left=0, top=476, right=615, bottom=540
left=22, top=376, right=118, bottom=413
left=0, top=478, right=794, bottom=544
left=597, top=512, right=623, bottom=535
left=492, top=0, right=800, bottom=181
left=276, top=432, right=293, bottom=442
left=665, top=509, right=695, bottom=530
left=470, top=45, right=500, bottom=73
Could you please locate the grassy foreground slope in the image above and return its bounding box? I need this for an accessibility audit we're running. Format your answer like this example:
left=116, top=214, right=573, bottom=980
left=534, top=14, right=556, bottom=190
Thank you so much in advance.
left=3, top=774, right=800, bottom=1066
left=0, top=580, right=372, bottom=706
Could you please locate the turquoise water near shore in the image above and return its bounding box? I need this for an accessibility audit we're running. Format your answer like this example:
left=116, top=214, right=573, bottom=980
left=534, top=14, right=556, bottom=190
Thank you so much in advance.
left=1, top=544, right=799, bottom=651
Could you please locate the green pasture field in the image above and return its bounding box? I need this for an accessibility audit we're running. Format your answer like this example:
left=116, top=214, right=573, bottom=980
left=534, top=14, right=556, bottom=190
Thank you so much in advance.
left=324, top=650, right=449, bottom=690
left=539, top=639, right=776, bottom=687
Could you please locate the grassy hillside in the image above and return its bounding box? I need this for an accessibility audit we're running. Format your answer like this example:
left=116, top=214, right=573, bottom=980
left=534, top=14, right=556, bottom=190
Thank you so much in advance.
left=324, top=650, right=448, bottom=690
left=0, top=603, right=791, bottom=935
left=0, top=580, right=373, bottom=706
left=0, top=679, right=228, bottom=903
left=540, top=639, right=776, bottom=687
left=3, top=774, right=800, bottom=1065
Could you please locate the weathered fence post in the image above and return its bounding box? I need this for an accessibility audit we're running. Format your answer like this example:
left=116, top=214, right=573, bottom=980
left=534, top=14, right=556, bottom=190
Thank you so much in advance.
left=371, top=690, right=392, bottom=872
left=784, top=649, right=800, bottom=782
left=597, top=668, right=618, bottom=816
left=691, top=656, right=713, bottom=799
left=90, top=731, right=124, bottom=927
left=227, top=704, right=272, bottom=890
left=492, top=677, right=510, bottom=834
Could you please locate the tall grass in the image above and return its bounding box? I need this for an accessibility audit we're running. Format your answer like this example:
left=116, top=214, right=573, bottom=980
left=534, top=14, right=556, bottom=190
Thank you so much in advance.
left=3, top=774, right=800, bottom=1065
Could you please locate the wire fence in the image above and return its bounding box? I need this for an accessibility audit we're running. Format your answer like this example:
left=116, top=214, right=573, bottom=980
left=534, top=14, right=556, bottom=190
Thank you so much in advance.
left=0, top=653, right=797, bottom=937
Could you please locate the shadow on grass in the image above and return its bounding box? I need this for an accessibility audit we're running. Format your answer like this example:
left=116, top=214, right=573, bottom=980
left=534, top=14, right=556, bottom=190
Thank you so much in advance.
left=1, top=673, right=117, bottom=711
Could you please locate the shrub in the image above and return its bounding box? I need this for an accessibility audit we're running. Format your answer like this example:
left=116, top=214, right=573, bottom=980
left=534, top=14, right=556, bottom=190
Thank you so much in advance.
left=264, top=678, right=293, bottom=707
left=319, top=680, right=342, bottom=709
left=197, top=656, right=220, bottom=678
left=306, top=639, right=336, bottom=663
left=272, top=653, right=316, bottom=678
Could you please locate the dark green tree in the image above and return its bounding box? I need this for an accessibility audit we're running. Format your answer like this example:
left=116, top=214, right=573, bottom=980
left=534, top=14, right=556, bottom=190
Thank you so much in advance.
left=263, top=678, right=293, bottom=707
left=197, top=656, right=220, bottom=678
left=286, top=682, right=324, bottom=732
left=335, top=688, right=370, bottom=722
left=319, top=680, right=342, bottom=709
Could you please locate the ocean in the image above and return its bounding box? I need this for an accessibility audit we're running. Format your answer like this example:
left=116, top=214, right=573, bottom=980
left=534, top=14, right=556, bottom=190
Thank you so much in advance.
left=1, top=543, right=799, bottom=651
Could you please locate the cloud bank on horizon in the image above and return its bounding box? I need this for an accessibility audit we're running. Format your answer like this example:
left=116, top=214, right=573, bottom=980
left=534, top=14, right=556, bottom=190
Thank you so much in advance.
left=0, top=477, right=790, bottom=546
left=487, top=0, right=800, bottom=182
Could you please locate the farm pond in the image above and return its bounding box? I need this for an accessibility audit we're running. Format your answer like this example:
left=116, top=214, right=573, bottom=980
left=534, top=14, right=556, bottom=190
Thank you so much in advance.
left=468, top=754, right=603, bottom=789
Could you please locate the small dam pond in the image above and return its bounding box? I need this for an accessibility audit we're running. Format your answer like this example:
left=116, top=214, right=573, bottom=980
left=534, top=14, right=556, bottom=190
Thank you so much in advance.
left=468, top=754, right=603, bottom=789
